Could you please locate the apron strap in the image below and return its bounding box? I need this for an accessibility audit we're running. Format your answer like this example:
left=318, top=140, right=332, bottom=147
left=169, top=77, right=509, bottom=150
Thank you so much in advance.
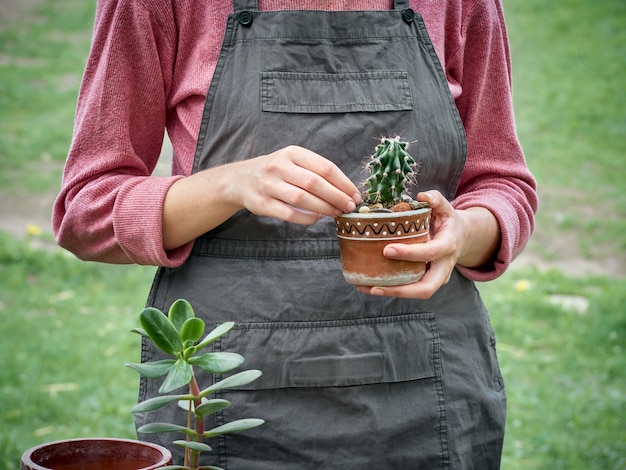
left=233, top=1, right=411, bottom=13
left=393, top=0, right=411, bottom=9
left=233, top=0, right=258, bottom=13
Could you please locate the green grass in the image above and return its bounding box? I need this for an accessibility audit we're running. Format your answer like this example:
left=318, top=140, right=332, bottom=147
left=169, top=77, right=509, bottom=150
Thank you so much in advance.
left=0, top=1, right=95, bottom=193
left=0, top=233, right=156, bottom=470
left=480, top=270, right=626, bottom=469
left=0, top=1, right=625, bottom=469
left=504, top=0, right=626, bottom=251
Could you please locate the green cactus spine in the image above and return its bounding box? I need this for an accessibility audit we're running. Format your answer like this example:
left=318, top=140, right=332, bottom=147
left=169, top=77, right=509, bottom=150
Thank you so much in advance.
left=363, top=136, right=417, bottom=207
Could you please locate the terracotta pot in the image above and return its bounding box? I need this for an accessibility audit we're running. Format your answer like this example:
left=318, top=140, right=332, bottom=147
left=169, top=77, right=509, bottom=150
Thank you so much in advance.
left=334, top=207, right=431, bottom=286
left=20, top=438, right=172, bottom=470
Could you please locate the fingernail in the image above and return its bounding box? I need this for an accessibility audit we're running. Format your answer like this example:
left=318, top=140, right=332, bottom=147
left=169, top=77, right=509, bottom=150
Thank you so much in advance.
left=352, top=192, right=362, bottom=204
left=371, top=287, right=384, bottom=296
left=345, top=200, right=356, bottom=213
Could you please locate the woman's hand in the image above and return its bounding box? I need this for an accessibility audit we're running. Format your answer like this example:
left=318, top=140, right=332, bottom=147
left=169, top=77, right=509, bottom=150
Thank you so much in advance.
left=163, top=145, right=361, bottom=250
left=356, top=190, right=501, bottom=299
left=230, top=145, right=361, bottom=225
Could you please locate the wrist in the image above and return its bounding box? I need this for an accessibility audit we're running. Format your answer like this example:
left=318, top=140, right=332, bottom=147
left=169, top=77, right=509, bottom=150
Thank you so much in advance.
left=456, top=207, right=500, bottom=269
left=162, top=167, right=243, bottom=250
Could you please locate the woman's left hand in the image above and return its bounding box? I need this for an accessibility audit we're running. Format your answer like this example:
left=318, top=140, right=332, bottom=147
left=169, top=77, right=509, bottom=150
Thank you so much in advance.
left=356, top=190, right=500, bottom=299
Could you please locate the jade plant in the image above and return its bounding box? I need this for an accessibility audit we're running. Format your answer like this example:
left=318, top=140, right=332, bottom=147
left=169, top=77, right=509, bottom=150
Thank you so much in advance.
left=359, top=136, right=427, bottom=212
left=126, top=299, right=264, bottom=470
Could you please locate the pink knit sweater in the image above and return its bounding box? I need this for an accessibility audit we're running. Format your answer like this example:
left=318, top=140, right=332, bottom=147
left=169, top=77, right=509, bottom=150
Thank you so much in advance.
left=53, top=0, right=537, bottom=281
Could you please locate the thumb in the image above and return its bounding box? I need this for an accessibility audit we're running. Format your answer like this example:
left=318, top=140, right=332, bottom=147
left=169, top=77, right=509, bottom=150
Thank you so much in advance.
left=417, top=190, right=441, bottom=206
left=417, top=190, right=454, bottom=217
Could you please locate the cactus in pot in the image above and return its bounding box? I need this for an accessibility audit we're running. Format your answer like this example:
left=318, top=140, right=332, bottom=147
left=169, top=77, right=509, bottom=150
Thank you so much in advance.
left=335, top=136, right=431, bottom=286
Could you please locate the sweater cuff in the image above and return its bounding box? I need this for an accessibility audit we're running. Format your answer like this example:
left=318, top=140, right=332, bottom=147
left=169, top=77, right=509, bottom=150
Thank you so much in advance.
left=113, top=175, right=193, bottom=267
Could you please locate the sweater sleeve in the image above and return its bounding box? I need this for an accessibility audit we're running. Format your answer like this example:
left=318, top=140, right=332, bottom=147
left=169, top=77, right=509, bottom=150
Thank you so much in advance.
left=449, top=0, right=538, bottom=281
left=52, top=0, right=193, bottom=266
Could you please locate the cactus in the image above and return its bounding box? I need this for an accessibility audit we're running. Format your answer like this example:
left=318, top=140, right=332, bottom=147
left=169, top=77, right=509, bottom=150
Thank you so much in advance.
left=363, top=136, right=418, bottom=207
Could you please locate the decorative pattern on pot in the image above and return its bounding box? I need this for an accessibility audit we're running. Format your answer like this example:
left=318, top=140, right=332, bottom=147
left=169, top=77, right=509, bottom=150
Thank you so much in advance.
left=334, top=207, right=431, bottom=286
left=336, top=211, right=429, bottom=240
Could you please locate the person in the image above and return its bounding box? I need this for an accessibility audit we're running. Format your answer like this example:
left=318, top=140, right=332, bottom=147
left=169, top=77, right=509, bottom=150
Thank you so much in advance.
left=53, top=0, right=538, bottom=468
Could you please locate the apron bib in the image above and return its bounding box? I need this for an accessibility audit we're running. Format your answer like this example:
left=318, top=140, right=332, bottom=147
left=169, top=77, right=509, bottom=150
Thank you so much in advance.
left=137, top=2, right=506, bottom=468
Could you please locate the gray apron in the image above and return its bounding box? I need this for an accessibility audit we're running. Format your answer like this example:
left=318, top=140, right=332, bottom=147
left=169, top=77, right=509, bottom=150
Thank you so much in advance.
left=137, top=1, right=506, bottom=468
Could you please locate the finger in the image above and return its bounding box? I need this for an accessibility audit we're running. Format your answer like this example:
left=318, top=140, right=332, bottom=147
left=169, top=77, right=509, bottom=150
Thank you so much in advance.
left=258, top=197, right=324, bottom=225
left=282, top=165, right=357, bottom=215
left=290, top=148, right=362, bottom=203
left=359, top=259, right=452, bottom=300
left=245, top=159, right=348, bottom=218
left=417, top=190, right=444, bottom=208
left=418, top=190, right=459, bottom=224
left=383, top=238, right=448, bottom=263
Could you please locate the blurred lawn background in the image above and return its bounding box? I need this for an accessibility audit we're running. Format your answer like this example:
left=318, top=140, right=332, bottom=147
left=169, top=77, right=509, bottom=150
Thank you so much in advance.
left=0, top=1, right=624, bottom=469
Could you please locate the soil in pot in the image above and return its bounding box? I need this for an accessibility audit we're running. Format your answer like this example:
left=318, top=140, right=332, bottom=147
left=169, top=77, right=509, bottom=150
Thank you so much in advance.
left=20, top=438, right=172, bottom=470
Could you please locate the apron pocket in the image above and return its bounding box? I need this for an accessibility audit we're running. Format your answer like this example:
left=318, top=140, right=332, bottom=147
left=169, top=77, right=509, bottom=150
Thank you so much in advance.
left=211, top=313, right=449, bottom=468
left=217, top=312, right=437, bottom=390
left=260, top=71, right=413, bottom=114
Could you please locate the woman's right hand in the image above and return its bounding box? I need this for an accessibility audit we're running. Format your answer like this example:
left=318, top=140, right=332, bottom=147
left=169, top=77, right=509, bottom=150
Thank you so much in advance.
left=229, top=145, right=361, bottom=224
left=162, top=145, right=361, bottom=250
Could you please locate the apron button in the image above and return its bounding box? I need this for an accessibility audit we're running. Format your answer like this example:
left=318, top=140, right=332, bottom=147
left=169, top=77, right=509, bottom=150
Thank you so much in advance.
left=402, top=8, right=416, bottom=24
left=238, top=10, right=254, bottom=27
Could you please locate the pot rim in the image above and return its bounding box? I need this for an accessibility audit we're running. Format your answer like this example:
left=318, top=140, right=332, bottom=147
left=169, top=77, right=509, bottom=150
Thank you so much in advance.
left=23, top=437, right=170, bottom=449
left=336, top=207, right=431, bottom=219
left=21, top=437, right=172, bottom=470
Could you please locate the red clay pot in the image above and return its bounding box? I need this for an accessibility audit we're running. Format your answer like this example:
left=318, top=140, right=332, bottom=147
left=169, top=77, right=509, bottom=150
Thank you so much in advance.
left=20, top=438, right=172, bottom=470
left=335, top=207, right=431, bottom=286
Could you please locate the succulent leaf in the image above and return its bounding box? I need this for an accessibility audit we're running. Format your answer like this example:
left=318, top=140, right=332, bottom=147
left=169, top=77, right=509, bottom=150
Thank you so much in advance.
left=181, top=317, right=205, bottom=343
left=195, top=399, right=232, bottom=417
left=203, top=418, right=265, bottom=438
left=173, top=440, right=213, bottom=453
left=195, top=322, right=235, bottom=350
left=126, top=359, right=176, bottom=378
left=140, top=307, right=183, bottom=356
left=188, top=352, right=244, bottom=374
left=132, top=394, right=190, bottom=413
left=169, top=299, right=195, bottom=332
left=159, top=358, right=193, bottom=394
left=130, top=327, right=149, bottom=337
left=199, top=370, right=262, bottom=397
left=138, top=422, right=199, bottom=437
left=183, top=345, right=198, bottom=360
